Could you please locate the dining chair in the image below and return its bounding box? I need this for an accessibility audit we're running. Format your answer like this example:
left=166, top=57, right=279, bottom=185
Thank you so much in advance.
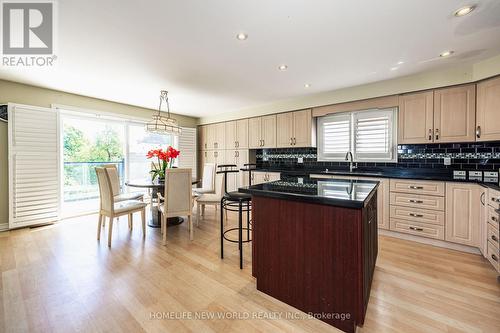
left=101, top=163, right=144, bottom=202
left=96, top=167, right=148, bottom=247
left=196, top=173, right=224, bottom=226
left=158, top=168, right=193, bottom=245
left=193, top=163, right=216, bottom=195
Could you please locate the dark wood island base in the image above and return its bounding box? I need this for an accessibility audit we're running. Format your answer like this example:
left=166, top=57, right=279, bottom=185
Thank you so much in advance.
left=243, top=180, right=378, bottom=333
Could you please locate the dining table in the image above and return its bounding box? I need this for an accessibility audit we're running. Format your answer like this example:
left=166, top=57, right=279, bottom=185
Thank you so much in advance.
left=125, top=178, right=200, bottom=228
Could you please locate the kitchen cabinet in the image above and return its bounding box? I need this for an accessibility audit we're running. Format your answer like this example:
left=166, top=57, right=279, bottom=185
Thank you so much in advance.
left=199, top=125, right=208, bottom=150
left=225, top=119, right=248, bottom=149
left=212, top=123, right=225, bottom=149
left=477, top=76, right=500, bottom=141
left=224, top=149, right=249, bottom=191
left=248, top=115, right=276, bottom=149
left=205, top=149, right=225, bottom=165
left=445, top=183, right=480, bottom=247
left=277, top=109, right=314, bottom=148
left=398, top=91, right=434, bottom=144
left=433, top=85, right=476, bottom=143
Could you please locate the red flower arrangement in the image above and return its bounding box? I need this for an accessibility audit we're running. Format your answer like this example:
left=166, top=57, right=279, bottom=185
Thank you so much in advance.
left=146, top=146, right=181, bottom=181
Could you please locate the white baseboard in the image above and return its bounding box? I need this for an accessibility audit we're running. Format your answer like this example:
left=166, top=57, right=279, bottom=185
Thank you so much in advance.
left=0, top=222, right=9, bottom=232
left=379, top=229, right=480, bottom=254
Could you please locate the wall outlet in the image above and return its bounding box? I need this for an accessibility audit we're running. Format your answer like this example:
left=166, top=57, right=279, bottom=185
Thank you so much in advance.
left=444, top=157, right=451, bottom=165
left=298, top=157, right=304, bottom=163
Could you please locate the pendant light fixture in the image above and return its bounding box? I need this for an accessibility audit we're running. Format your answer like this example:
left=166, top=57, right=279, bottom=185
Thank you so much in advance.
left=146, top=90, right=182, bottom=135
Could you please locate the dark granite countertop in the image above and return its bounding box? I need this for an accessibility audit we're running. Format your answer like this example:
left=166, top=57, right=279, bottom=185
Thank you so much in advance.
left=247, top=167, right=500, bottom=191
left=239, top=178, right=379, bottom=208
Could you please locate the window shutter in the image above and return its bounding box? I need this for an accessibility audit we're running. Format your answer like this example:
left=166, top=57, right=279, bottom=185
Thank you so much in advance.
left=353, top=109, right=395, bottom=161
left=8, top=104, right=61, bottom=229
left=178, top=127, right=197, bottom=179
left=318, top=114, right=351, bottom=161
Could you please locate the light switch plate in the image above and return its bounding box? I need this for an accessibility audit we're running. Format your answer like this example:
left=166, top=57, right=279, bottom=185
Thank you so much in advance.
left=444, top=157, right=451, bottom=166
left=298, top=157, right=304, bottom=163
left=298, top=177, right=304, bottom=184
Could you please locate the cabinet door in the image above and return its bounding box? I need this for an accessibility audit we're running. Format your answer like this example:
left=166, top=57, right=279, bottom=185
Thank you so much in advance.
left=206, top=124, right=216, bottom=149
left=225, top=121, right=237, bottom=149
left=479, top=187, right=488, bottom=256
left=267, top=172, right=281, bottom=182
left=477, top=76, right=500, bottom=141
left=248, top=117, right=261, bottom=149
left=364, top=177, right=390, bottom=230
left=398, top=91, right=434, bottom=144
left=434, top=85, right=476, bottom=143
left=276, top=112, right=294, bottom=148
left=224, top=150, right=238, bottom=192
left=198, top=125, right=208, bottom=150
left=293, top=109, right=312, bottom=147
left=445, top=183, right=480, bottom=246
left=213, top=123, right=225, bottom=150
left=252, top=171, right=267, bottom=185
left=236, top=119, right=249, bottom=149
left=261, top=115, right=276, bottom=148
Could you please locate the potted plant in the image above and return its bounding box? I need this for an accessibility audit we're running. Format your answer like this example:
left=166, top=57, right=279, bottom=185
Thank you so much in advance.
left=146, top=146, right=181, bottom=182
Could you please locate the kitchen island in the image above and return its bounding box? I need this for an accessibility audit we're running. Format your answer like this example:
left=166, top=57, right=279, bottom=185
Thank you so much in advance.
left=240, top=178, right=379, bottom=333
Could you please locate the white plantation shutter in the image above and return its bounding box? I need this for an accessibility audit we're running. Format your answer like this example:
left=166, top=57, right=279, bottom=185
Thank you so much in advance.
left=354, top=109, right=395, bottom=161
left=318, top=108, right=397, bottom=162
left=178, top=127, right=197, bottom=179
left=318, top=114, right=351, bottom=160
left=8, top=104, right=61, bottom=229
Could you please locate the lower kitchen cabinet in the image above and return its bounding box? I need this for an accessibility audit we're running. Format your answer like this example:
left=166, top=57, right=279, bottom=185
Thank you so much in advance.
left=445, top=183, right=481, bottom=247
left=252, top=171, right=280, bottom=185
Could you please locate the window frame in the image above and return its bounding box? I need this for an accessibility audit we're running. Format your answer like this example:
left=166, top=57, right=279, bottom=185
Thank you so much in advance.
left=317, top=108, right=398, bottom=163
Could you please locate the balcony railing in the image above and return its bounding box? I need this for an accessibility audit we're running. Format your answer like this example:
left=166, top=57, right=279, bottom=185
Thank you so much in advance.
left=64, top=161, right=125, bottom=202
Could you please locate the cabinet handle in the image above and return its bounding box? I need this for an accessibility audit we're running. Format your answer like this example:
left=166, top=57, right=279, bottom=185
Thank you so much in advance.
left=262, top=139, right=265, bottom=147
left=408, top=186, right=424, bottom=190
left=234, top=151, right=237, bottom=158
left=476, top=126, right=481, bottom=139
left=435, top=128, right=439, bottom=141
left=204, top=151, right=207, bottom=157
left=290, top=137, right=293, bottom=146
left=237, top=141, right=239, bottom=148
left=492, top=216, right=498, bottom=222
left=409, top=213, right=424, bottom=218
left=428, top=129, right=432, bottom=141
left=293, top=138, right=296, bottom=145
left=237, top=151, right=239, bottom=157
left=409, top=226, right=424, bottom=232
left=204, top=143, right=207, bottom=149
left=408, top=199, right=424, bottom=204
left=492, top=197, right=500, bottom=203
left=492, top=254, right=498, bottom=262
left=492, top=235, right=498, bottom=242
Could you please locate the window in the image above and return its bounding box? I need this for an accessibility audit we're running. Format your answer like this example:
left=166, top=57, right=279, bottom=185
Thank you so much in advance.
left=318, top=108, right=397, bottom=162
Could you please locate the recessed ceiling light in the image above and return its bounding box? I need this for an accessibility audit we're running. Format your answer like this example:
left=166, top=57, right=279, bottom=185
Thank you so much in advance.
left=439, top=50, right=455, bottom=57
left=236, top=33, right=248, bottom=40
left=304, top=83, right=311, bottom=88
left=390, top=67, right=399, bottom=71
left=454, top=5, right=476, bottom=17
left=278, top=64, right=288, bottom=71
left=397, top=61, right=405, bottom=65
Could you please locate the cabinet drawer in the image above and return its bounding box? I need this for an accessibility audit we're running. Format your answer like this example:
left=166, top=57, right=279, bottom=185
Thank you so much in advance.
left=390, top=205, right=445, bottom=226
left=487, top=206, right=499, bottom=229
left=487, top=222, right=499, bottom=248
left=390, top=179, right=445, bottom=196
left=390, top=192, right=444, bottom=211
left=390, top=218, right=445, bottom=240
left=486, top=240, right=499, bottom=273
left=488, top=188, right=500, bottom=209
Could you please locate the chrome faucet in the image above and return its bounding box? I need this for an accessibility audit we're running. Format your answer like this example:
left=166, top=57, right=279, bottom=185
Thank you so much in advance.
left=345, top=151, right=357, bottom=172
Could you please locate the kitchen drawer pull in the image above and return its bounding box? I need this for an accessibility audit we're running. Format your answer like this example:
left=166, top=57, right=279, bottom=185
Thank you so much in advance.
left=492, top=197, right=500, bottom=203
left=492, top=254, right=498, bottom=262
left=408, top=199, right=424, bottom=204
left=408, top=186, right=424, bottom=190
left=492, top=216, right=498, bottom=222
left=476, top=126, right=481, bottom=139
left=491, top=235, right=498, bottom=242
left=408, top=213, right=424, bottom=218
left=409, top=226, right=424, bottom=232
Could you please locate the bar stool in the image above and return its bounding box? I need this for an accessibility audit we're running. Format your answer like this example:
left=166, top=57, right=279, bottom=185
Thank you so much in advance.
left=217, top=164, right=252, bottom=269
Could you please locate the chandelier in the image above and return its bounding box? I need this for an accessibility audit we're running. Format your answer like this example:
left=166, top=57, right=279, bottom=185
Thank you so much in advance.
left=146, top=90, right=182, bottom=135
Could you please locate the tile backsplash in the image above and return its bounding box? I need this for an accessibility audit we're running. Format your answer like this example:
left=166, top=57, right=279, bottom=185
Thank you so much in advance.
left=255, top=141, right=500, bottom=172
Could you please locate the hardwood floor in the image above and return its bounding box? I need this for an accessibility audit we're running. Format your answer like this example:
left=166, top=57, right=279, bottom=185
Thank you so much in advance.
left=0, top=208, right=499, bottom=333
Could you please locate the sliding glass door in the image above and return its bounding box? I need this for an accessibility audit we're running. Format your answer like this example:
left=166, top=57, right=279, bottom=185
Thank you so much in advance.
left=61, top=114, right=176, bottom=217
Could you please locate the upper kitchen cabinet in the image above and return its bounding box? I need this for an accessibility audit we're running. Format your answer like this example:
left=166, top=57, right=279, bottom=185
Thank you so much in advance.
left=398, top=91, right=434, bottom=144
left=277, top=109, right=315, bottom=148
left=249, top=115, right=276, bottom=149
left=477, top=76, right=500, bottom=142
left=225, top=119, right=248, bottom=149
left=199, top=125, right=208, bottom=150
left=433, top=84, right=476, bottom=143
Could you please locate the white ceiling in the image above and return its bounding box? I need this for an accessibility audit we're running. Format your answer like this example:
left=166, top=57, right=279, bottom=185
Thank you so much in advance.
left=1, top=0, right=500, bottom=117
